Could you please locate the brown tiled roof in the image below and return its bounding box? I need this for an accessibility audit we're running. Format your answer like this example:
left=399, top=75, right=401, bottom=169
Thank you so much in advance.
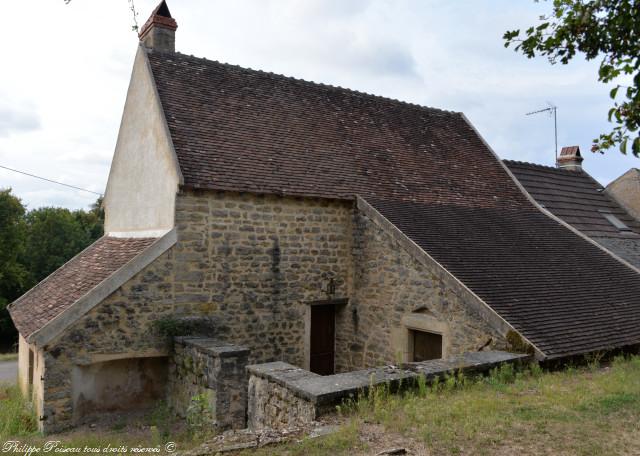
left=369, top=200, right=640, bottom=358
left=9, top=237, right=156, bottom=339
left=147, top=49, right=640, bottom=358
left=147, top=50, right=527, bottom=208
left=505, top=160, right=640, bottom=239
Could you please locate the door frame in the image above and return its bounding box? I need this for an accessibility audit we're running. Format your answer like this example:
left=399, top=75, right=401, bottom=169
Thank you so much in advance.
left=303, top=298, right=348, bottom=372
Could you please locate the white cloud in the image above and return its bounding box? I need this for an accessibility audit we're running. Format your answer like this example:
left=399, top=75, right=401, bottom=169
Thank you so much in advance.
left=0, top=93, right=41, bottom=137
left=0, top=0, right=637, bottom=210
left=0, top=106, right=40, bottom=137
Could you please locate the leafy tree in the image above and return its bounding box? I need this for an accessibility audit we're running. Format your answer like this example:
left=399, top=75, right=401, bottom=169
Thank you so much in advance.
left=22, top=197, right=104, bottom=283
left=23, top=208, right=92, bottom=283
left=504, top=0, right=640, bottom=156
left=74, top=196, right=104, bottom=242
left=0, top=189, right=29, bottom=350
left=0, top=193, right=104, bottom=350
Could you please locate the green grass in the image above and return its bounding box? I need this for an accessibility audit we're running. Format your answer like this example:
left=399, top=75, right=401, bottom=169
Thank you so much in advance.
left=247, top=355, right=640, bottom=455
left=0, top=383, right=37, bottom=438
left=0, top=352, right=18, bottom=362
left=0, top=383, right=200, bottom=454
left=3, top=357, right=640, bottom=455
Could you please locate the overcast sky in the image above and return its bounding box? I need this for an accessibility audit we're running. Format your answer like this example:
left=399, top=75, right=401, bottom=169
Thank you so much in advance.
left=1, top=0, right=638, bottom=210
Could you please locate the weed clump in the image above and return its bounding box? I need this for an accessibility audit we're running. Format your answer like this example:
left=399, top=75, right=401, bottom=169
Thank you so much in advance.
left=0, top=384, right=37, bottom=438
left=186, top=393, right=215, bottom=441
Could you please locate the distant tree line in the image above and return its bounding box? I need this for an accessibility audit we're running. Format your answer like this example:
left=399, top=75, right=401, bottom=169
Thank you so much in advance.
left=0, top=188, right=104, bottom=351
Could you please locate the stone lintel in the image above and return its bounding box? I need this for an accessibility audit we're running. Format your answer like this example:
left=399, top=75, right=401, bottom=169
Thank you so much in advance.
left=75, top=350, right=170, bottom=366
left=306, top=298, right=349, bottom=307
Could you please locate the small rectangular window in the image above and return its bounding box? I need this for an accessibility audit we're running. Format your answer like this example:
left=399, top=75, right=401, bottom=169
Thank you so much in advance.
left=411, top=330, right=442, bottom=362
left=599, top=211, right=631, bottom=231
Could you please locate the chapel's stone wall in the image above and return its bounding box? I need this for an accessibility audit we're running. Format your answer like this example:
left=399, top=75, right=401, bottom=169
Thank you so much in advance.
left=171, top=190, right=353, bottom=365
left=38, top=190, right=508, bottom=432
left=335, top=209, right=507, bottom=371
left=41, top=190, right=353, bottom=432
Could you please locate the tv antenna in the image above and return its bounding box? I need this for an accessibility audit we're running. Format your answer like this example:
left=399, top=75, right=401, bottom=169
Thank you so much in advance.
left=526, top=103, right=558, bottom=163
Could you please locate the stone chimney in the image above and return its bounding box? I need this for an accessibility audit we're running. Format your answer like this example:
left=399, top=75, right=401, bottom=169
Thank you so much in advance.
left=556, top=146, right=584, bottom=171
left=138, top=1, right=177, bottom=53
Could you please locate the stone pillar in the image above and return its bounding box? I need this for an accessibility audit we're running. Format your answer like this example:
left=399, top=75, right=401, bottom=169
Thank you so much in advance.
left=168, top=337, right=250, bottom=431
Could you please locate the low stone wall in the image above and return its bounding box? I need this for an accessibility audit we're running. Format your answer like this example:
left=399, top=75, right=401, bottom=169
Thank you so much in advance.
left=247, top=374, right=317, bottom=430
left=247, top=351, right=529, bottom=430
left=168, top=337, right=250, bottom=431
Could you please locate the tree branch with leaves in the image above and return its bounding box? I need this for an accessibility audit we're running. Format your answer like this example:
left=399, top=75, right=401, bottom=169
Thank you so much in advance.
left=504, top=0, right=640, bottom=156
left=64, top=0, right=140, bottom=32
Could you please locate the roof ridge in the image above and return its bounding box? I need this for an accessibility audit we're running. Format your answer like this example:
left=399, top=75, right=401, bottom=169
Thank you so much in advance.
left=505, top=159, right=608, bottom=192
left=148, top=48, right=460, bottom=117
left=503, top=159, right=589, bottom=175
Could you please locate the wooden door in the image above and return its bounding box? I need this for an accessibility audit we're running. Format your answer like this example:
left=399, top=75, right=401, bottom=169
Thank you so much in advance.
left=310, top=304, right=335, bottom=375
left=412, top=330, right=442, bottom=362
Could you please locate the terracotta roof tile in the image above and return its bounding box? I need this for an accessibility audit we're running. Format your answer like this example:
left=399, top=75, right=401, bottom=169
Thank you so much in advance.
left=9, top=237, right=157, bottom=339
left=505, top=160, right=640, bottom=239
left=147, top=50, right=527, bottom=208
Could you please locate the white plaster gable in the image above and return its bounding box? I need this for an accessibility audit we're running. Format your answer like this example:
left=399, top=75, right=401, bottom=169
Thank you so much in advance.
left=103, top=45, right=182, bottom=235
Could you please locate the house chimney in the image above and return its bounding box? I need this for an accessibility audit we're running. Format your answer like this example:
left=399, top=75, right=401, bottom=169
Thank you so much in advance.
left=556, top=146, right=583, bottom=171
left=138, top=1, right=177, bottom=53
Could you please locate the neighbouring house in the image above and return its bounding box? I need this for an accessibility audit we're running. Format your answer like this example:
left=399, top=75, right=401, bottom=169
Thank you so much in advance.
left=505, top=147, right=640, bottom=269
left=606, top=168, right=640, bottom=222
left=9, top=1, right=640, bottom=433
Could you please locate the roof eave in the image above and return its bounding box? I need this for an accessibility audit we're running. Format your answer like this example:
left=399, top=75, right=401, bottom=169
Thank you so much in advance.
left=543, top=340, right=640, bottom=361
